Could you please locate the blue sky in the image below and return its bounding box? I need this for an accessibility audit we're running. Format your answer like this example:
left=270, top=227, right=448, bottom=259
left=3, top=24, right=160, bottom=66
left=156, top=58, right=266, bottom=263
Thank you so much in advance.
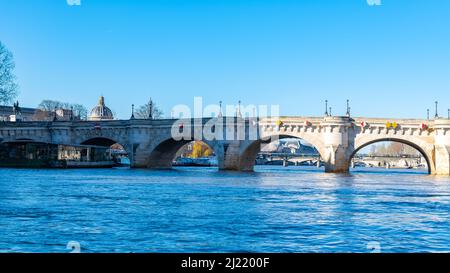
left=1, top=0, right=449, bottom=119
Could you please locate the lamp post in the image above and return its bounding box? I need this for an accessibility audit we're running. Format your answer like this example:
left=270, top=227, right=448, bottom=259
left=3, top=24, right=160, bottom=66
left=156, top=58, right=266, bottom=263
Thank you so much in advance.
left=325, top=100, right=328, bottom=116
left=130, top=104, right=135, bottom=119
left=435, top=101, right=439, bottom=118
left=346, top=99, right=350, bottom=117
left=148, top=100, right=153, bottom=120
left=218, top=101, right=223, bottom=118
left=427, top=109, right=430, bottom=120
left=329, top=107, right=332, bottom=116
left=53, top=106, right=57, bottom=121
left=236, top=100, right=242, bottom=118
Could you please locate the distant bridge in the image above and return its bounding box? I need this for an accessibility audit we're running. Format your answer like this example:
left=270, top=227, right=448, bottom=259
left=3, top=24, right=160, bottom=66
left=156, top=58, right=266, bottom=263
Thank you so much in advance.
left=256, top=152, right=321, bottom=166
left=354, top=154, right=422, bottom=159
left=352, top=154, right=425, bottom=169
left=258, top=152, right=320, bottom=158
left=1, top=116, right=450, bottom=175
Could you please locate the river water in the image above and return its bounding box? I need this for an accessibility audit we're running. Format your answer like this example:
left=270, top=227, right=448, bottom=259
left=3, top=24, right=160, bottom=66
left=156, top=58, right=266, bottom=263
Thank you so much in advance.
left=0, top=166, right=449, bottom=253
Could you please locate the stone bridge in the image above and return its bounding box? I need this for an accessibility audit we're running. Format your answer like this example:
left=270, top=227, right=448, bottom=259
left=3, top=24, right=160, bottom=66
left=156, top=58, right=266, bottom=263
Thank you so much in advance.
left=1, top=116, right=450, bottom=175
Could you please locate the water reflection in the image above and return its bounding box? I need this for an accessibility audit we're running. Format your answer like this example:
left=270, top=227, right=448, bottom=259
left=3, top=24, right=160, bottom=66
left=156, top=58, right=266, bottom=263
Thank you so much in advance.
left=0, top=166, right=449, bottom=253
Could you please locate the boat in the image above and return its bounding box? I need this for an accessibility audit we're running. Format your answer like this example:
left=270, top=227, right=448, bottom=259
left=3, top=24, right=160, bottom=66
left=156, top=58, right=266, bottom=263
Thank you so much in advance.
left=113, top=156, right=131, bottom=167
left=173, top=157, right=218, bottom=167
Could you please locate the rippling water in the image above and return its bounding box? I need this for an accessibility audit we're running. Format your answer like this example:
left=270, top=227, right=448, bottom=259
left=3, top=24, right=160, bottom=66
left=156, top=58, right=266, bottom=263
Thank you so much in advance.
left=0, top=166, right=449, bottom=253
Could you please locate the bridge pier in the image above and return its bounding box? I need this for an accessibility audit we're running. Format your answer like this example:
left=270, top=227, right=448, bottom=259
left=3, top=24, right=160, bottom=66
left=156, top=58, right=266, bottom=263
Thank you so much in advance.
left=219, top=140, right=259, bottom=171
left=435, top=145, right=450, bottom=175
left=322, top=145, right=352, bottom=173
left=434, top=119, right=450, bottom=176
left=321, top=116, right=354, bottom=173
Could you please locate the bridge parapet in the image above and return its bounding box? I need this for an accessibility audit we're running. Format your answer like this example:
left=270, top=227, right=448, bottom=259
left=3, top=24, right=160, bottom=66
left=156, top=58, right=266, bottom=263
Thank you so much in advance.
left=353, top=117, right=431, bottom=125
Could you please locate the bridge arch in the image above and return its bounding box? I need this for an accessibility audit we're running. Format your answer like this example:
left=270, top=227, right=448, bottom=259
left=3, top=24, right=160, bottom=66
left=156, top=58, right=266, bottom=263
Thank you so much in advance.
left=79, top=137, right=131, bottom=162
left=80, top=137, right=120, bottom=147
left=237, top=133, right=326, bottom=171
left=350, top=136, right=435, bottom=174
left=144, top=138, right=218, bottom=169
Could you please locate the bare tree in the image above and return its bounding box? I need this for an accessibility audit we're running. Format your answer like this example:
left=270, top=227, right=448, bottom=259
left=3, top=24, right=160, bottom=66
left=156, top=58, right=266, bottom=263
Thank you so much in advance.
left=0, top=41, right=19, bottom=105
left=38, top=99, right=88, bottom=120
left=38, top=100, right=64, bottom=111
left=135, top=98, right=163, bottom=119
left=370, top=142, right=420, bottom=156
left=71, top=104, right=88, bottom=120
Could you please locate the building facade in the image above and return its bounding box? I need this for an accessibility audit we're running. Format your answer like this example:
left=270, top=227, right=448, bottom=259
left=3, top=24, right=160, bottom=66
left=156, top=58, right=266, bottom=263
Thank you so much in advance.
left=0, top=105, right=37, bottom=122
left=0, top=102, right=75, bottom=122
left=88, top=96, right=114, bottom=121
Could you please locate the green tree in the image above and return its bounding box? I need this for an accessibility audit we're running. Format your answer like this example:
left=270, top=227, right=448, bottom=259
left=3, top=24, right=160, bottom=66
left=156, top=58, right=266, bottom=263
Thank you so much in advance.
left=0, top=41, right=19, bottom=105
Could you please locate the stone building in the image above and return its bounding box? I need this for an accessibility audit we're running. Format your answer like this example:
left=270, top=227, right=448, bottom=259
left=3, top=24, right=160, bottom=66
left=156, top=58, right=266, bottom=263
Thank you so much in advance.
left=32, top=108, right=76, bottom=121
left=88, top=96, right=114, bottom=121
left=0, top=101, right=75, bottom=122
left=0, top=102, right=37, bottom=122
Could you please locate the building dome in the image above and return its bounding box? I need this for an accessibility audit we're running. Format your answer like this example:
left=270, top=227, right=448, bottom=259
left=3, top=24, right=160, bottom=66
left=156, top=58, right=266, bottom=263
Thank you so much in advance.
left=88, top=96, right=114, bottom=121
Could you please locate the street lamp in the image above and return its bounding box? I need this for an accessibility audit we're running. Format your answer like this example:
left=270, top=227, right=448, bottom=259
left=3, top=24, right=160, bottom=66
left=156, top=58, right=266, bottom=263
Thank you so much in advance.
left=435, top=101, right=439, bottom=118
left=427, top=109, right=430, bottom=120
left=53, top=106, right=57, bottom=121
left=130, top=104, right=135, bottom=119
left=346, top=99, right=350, bottom=117
left=325, top=100, right=328, bottom=116
left=218, top=101, right=223, bottom=118
left=148, top=100, right=153, bottom=120
left=236, top=100, right=242, bottom=118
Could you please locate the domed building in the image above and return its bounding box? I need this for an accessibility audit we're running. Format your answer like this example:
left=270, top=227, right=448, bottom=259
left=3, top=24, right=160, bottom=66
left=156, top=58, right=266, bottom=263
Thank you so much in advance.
left=88, top=96, right=114, bottom=121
